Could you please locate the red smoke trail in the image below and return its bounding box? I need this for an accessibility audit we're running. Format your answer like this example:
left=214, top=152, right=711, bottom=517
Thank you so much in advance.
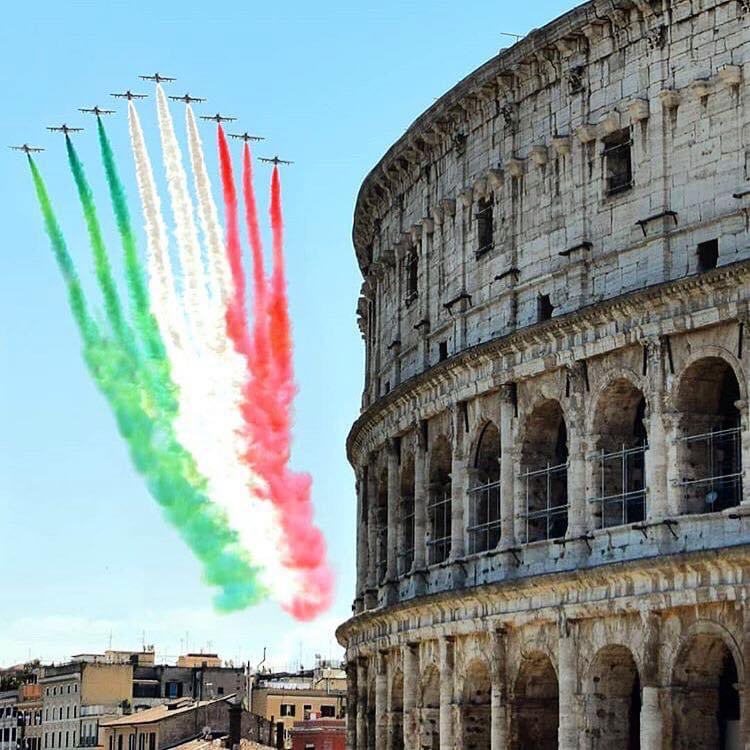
left=220, top=129, right=333, bottom=619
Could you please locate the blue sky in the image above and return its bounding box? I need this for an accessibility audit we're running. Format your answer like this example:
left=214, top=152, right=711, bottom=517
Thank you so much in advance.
left=0, top=0, right=576, bottom=668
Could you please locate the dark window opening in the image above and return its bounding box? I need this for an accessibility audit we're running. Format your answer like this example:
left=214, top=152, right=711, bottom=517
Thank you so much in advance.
left=404, top=250, right=418, bottom=305
left=438, top=341, right=449, bottom=362
left=475, top=195, right=494, bottom=258
left=320, top=705, right=335, bottom=718
left=698, top=239, right=719, bottom=272
left=603, top=129, right=633, bottom=196
left=538, top=294, right=554, bottom=322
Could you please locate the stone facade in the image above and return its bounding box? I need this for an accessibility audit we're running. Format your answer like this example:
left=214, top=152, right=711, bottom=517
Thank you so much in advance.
left=337, top=0, right=750, bottom=748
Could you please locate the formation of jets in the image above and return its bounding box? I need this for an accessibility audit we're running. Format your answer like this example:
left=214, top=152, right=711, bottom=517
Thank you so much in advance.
left=11, top=73, right=292, bottom=166
left=169, top=93, right=205, bottom=104
left=229, top=132, right=264, bottom=143
left=111, top=90, right=147, bottom=101
left=47, top=124, right=83, bottom=135
left=79, top=106, right=115, bottom=117
left=200, top=113, right=236, bottom=123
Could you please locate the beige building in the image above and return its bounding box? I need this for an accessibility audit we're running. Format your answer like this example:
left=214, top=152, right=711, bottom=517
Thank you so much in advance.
left=250, top=668, right=346, bottom=748
left=337, top=0, right=750, bottom=748
left=17, top=683, right=43, bottom=750
left=175, top=657, right=221, bottom=671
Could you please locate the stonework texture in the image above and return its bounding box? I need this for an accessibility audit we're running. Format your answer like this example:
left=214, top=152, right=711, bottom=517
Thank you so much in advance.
left=336, top=0, right=750, bottom=748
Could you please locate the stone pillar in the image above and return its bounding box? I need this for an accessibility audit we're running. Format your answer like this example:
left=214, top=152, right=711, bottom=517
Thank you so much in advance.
left=499, top=385, right=516, bottom=550
left=366, top=463, right=379, bottom=608
left=465, top=467, right=481, bottom=554
left=640, top=687, right=663, bottom=750
left=356, top=659, right=367, bottom=750
left=566, top=363, right=588, bottom=539
left=558, top=619, right=579, bottom=750
left=737, top=400, right=750, bottom=507
left=403, top=645, right=419, bottom=750
left=585, top=433, right=602, bottom=530
left=414, top=425, right=428, bottom=572
left=643, top=337, right=669, bottom=521
left=346, top=661, right=358, bottom=750
left=386, top=440, right=400, bottom=582
left=450, top=407, right=467, bottom=561
left=512, top=446, right=526, bottom=545
left=355, top=468, right=369, bottom=612
left=439, top=638, right=455, bottom=750
left=664, top=412, right=683, bottom=517
left=375, top=653, right=388, bottom=750
left=490, top=630, right=508, bottom=750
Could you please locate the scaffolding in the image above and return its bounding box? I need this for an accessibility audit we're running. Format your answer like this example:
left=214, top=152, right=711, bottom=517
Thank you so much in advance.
left=590, top=443, right=647, bottom=528
left=467, top=480, right=502, bottom=554
left=679, top=426, right=742, bottom=513
left=522, top=462, right=569, bottom=542
left=427, top=488, right=452, bottom=565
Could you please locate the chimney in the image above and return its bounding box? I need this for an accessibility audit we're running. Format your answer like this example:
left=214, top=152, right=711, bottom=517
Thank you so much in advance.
left=228, top=702, right=242, bottom=750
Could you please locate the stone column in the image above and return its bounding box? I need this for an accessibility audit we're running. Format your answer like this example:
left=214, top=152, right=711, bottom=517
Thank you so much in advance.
left=737, top=400, right=750, bottom=507
left=414, top=425, right=428, bottom=572
left=356, top=659, right=367, bottom=750
left=439, top=638, right=455, bottom=750
left=386, top=440, right=400, bottom=582
left=490, top=630, right=508, bottom=750
left=346, top=661, right=358, bottom=750
left=450, top=408, right=467, bottom=561
left=403, top=645, right=419, bottom=750
left=512, top=446, right=526, bottom=545
left=566, top=363, right=588, bottom=540
left=355, top=468, right=368, bottom=612
left=366, top=463, right=379, bottom=608
left=499, top=385, right=516, bottom=549
left=664, top=412, right=683, bottom=517
left=558, top=619, right=579, bottom=750
left=640, top=612, right=662, bottom=750
left=644, top=337, right=669, bottom=521
left=375, top=653, right=387, bottom=750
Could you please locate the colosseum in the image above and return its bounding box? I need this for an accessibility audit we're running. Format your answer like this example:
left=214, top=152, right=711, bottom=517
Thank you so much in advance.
left=335, top=0, right=750, bottom=748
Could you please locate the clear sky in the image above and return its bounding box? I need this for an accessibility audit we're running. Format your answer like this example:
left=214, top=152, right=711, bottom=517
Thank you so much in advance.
left=0, top=0, right=577, bottom=670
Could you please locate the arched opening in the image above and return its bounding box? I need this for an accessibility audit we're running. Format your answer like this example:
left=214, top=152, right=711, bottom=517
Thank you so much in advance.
left=390, top=671, right=404, bottom=750
left=367, top=673, right=376, bottom=750
left=468, top=423, right=502, bottom=554
left=512, top=653, right=558, bottom=750
left=428, top=436, right=452, bottom=565
left=591, top=379, right=647, bottom=528
left=376, top=468, right=388, bottom=583
left=676, top=358, right=743, bottom=514
left=400, top=455, right=415, bottom=575
left=521, top=400, right=568, bottom=542
left=672, top=633, right=741, bottom=749
left=461, top=660, right=492, bottom=750
left=419, top=667, right=441, bottom=750
left=584, top=645, right=641, bottom=749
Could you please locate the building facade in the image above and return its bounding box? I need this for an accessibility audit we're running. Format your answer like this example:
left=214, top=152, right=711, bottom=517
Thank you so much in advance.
left=0, top=691, right=18, bottom=750
left=17, top=683, right=43, bottom=750
left=290, top=720, right=346, bottom=750
left=337, top=0, right=750, bottom=748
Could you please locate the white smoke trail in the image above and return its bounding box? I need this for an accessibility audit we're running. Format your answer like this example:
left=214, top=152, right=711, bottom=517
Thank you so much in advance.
left=185, top=105, right=233, bottom=309
left=135, top=92, right=297, bottom=604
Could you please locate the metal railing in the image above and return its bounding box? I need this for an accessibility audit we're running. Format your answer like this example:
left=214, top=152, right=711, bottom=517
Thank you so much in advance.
left=468, top=480, right=502, bottom=554
left=590, top=443, right=647, bottom=528
left=679, top=426, right=743, bottom=513
left=522, top=462, right=569, bottom=542
left=427, top=489, right=452, bottom=565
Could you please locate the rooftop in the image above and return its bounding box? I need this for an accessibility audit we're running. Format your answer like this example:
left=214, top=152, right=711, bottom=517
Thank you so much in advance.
left=100, top=696, right=233, bottom=727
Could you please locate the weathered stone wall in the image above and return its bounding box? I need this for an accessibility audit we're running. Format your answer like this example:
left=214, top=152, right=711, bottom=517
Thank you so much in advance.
left=340, top=0, right=750, bottom=747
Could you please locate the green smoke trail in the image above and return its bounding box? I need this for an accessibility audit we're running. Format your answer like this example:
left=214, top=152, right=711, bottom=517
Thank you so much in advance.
left=96, top=118, right=164, bottom=362
left=29, top=157, right=263, bottom=611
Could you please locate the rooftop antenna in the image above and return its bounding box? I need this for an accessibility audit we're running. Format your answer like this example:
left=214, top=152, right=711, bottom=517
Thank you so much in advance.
left=500, top=32, right=523, bottom=42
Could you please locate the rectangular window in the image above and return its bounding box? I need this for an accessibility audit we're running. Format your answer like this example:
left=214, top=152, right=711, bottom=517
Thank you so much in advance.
left=603, top=129, right=633, bottom=196
left=320, top=705, right=335, bottom=718
left=404, top=249, right=419, bottom=306
left=697, top=239, right=719, bottom=272
left=279, top=704, right=296, bottom=717
left=438, top=341, right=449, bottom=362
left=303, top=705, right=312, bottom=721
left=475, top=195, right=494, bottom=257
left=537, top=294, right=554, bottom=322
left=148, top=734, right=155, bottom=750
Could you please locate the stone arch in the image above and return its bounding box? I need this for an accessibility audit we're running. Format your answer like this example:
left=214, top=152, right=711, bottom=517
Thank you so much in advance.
left=590, top=376, right=647, bottom=528
left=672, top=346, right=747, bottom=407
left=520, top=399, right=568, bottom=542
left=399, top=452, right=416, bottom=574
left=671, top=629, right=741, bottom=749
left=511, top=651, right=558, bottom=750
left=418, top=665, right=441, bottom=750
left=461, top=658, right=492, bottom=750
left=427, top=435, right=452, bottom=564
left=468, top=421, right=502, bottom=553
left=674, top=355, right=743, bottom=514
left=582, top=644, right=640, bottom=749
left=390, top=669, right=404, bottom=750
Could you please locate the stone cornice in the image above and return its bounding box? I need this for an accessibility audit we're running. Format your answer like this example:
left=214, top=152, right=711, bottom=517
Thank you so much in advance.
left=351, top=0, right=672, bottom=274
left=347, top=260, right=750, bottom=464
